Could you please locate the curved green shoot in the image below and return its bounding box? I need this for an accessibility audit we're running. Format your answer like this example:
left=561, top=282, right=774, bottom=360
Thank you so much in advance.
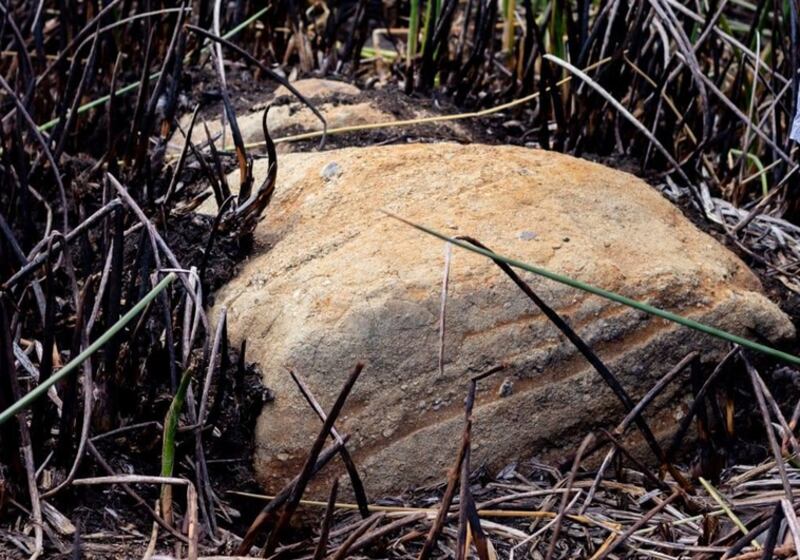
left=160, top=366, right=193, bottom=525
left=161, top=367, right=193, bottom=479
left=0, top=272, right=176, bottom=426
left=384, top=211, right=800, bottom=367
left=729, top=149, right=769, bottom=197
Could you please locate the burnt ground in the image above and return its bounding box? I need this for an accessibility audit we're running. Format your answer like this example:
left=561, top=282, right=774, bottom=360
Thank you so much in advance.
left=5, top=76, right=799, bottom=560
left=2, top=0, right=799, bottom=556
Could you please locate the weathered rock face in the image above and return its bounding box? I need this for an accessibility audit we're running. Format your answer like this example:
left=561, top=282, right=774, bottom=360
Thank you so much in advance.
left=174, top=78, right=470, bottom=159
left=173, top=78, right=393, bottom=153
left=212, top=143, right=794, bottom=497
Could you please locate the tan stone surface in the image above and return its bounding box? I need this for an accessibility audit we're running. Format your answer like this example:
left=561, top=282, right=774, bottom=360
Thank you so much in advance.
left=271, top=78, right=361, bottom=100
left=212, top=143, right=794, bottom=496
left=172, top=78, right=390, bottom=152
left=235, top=101, right=388, bottom=145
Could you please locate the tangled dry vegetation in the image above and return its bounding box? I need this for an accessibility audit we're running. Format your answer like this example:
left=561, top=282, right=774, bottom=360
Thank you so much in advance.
left=1, top=0, right=800, bottom=558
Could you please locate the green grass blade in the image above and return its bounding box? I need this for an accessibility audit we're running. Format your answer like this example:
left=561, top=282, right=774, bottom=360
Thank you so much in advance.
left=161, top=367, right=193, bottom=478
left=548, top=0, right=567, bottom=62
left=729, top=148, right=769, bottom=196
left=407, top=0, right=420, bottom=64
left=384, top=212, right=800, bottom=367
left=699, top=477, right=761, bottom=550
left=159, top=364, right=193, bottom=525
left=420, top=0, right=438, bottom=58
left=502, top=0, right=516, bottom=54
left=37, top=7, right=269, bottom=132
left=0, top=272, right=176, bottom=426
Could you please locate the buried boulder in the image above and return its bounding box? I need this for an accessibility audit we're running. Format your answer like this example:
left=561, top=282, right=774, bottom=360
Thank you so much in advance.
left=173, top=78, right=467, bottom=155
left=211, top=143, right=794, bottom=497
left=171, top=78, right=388, bottom=153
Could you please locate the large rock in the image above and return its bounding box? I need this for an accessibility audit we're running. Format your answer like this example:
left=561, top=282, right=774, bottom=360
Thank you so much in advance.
left=212, top=143, right=794, bottom=496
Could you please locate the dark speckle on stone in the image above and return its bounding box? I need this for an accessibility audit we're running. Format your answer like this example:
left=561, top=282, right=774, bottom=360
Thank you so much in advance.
left=498, top=378, right=513, bottom=398
left=321, top=161, right=342, bottom=181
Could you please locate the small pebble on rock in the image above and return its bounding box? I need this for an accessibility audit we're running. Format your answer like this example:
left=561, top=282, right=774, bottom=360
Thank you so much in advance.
left=498, top=379, right=513, bottom=398
left=321, top=161, right=342, bottom=181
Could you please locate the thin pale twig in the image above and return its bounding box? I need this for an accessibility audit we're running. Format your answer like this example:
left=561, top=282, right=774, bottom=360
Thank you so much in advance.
left=438, top=242, right=452, bottom=376
left=544, top=434, right=594, bottom=560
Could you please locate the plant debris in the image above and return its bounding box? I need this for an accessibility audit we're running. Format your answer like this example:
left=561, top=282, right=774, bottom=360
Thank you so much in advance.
left=1, top=0, right=800, bottom=558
